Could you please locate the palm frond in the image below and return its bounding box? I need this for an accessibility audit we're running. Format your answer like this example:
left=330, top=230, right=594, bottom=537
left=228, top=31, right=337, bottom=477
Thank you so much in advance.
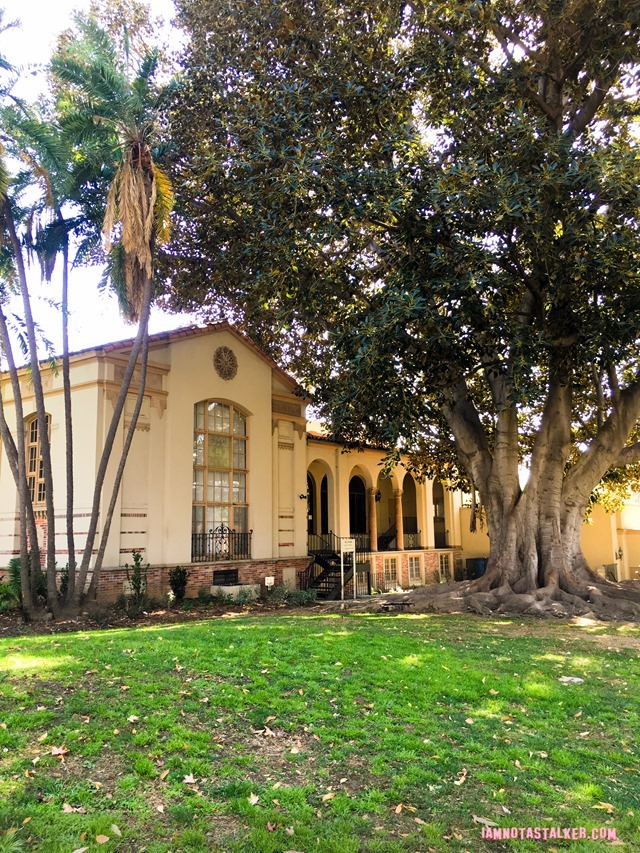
left=152, top=163, right=174, bottom=245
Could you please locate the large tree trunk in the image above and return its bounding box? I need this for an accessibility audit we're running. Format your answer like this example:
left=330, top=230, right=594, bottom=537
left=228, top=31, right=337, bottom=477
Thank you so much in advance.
left=425, top=375, right=640, bottom=621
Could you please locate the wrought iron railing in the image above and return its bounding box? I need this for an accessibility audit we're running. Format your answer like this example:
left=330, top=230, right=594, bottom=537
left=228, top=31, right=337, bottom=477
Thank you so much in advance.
left=403, top=531, right=422, bottom=550
left=191, top=526, right=252, bottom=562
left=307, top=531, right=371, bottom=556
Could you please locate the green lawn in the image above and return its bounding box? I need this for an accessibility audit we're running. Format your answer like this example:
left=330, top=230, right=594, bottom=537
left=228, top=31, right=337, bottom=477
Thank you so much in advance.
left=0, top=612, right=638, bottom=852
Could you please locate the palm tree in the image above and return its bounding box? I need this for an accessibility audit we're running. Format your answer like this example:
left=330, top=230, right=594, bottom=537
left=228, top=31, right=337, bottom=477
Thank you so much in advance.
left=51, top=14, right=174, bottom=603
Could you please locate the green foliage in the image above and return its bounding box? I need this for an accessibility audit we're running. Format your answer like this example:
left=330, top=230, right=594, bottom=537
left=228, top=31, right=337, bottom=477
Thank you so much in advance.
left=124, top=549, right=148, bottom=613
left=0, top=826, right=25, bottom=853
left=6, top=557, right=46, bottom=607
left=267, top=585, right=317, bottom=607
left=286, top=587, right=318, bottom=607
left=0, top=583, right=17, bottom=613
left=168, top=0, right=640, bottom=546
left=267, top=585, right=289, bottom=606
left=234, top=586, right=255, bottom=605
left=6, top=559, right=22, bottom=603
left=168, top=565, right=189, bottom=603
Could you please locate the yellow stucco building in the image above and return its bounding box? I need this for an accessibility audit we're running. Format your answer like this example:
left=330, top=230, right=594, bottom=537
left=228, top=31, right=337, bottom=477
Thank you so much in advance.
left=0, top=323, right=636, bottom=600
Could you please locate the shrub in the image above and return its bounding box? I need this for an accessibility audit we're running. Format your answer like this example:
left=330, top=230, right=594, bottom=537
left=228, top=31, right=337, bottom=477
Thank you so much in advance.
left=125, top=550, right=148, bottom=614
left=287, top=587, right=318, bottom=607
left=267, top=585, right=317, bottom=606
left=268, top=584, right=289, bottom=605
left=8, top=558, right=22, bottom=602
left=6, top=556, right=46, bottom=606
left=235, top=587, right=255, bottom=605
left=169, top=565, right=190, bottom=603
left=0, top=583, right=19, bottom=612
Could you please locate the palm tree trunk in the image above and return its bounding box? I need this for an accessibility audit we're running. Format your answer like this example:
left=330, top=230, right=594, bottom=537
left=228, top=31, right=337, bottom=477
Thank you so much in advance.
left=60, top=228, right=76, bottom=604
left=3, top=198, right=58, bottom=615
left=0, top=306, right=39, bottom=611
left=0, top=369, right=33, bottom=612
left=87, top=283, right=152, bottom=598
left=74, top=278, right=153, bottom=603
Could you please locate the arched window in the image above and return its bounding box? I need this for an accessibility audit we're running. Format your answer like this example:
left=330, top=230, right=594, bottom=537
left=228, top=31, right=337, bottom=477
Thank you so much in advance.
left=26, top=415, right=50, bottom=504
left=192, top=401, right=248, bottom=535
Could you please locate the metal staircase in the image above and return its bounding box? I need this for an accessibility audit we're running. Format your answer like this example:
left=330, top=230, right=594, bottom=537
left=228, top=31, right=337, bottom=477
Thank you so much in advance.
left=301, top=532, right=356, bottom=600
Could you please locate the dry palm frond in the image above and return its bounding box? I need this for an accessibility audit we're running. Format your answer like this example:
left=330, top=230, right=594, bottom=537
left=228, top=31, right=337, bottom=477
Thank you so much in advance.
left=18, top=150, right=54, bottom=209
left=102, top=137, right=158, bottom=320
left=151, top=162, right=173, bottom=246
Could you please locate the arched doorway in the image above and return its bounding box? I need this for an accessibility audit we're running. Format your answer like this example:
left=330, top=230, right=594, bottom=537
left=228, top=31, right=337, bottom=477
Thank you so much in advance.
left=402, top=472, right=419, bottom=548
left=320, top=475, right=329, bottom=534
left=433, top=480, right=447, bottom=547
left=349, top=476, right=367, bottom=534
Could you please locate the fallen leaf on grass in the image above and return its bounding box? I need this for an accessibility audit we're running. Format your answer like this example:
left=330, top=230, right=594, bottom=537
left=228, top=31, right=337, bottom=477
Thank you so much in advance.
left=290, top=747, right=300, bottom=754
left=71, top=848, right=89, bottom=853
left=472, top=815, right=498, bottom=827
left=592, top=802, right=615, bottom=813
left=96, top=836, right=110, bottom=844
left=248, top=793, right=259, bottom=805
left=127, top=715, right=139, bottom=723
left=393, top=803, right=417, bottom=814
left=51, top=746, right=69, bottom=757
left=414, top=817, right=427, bottom=826
left=38, top=733, right=47, bottom=742
left=159, top=769, right=170, bottom=780
left=111, top=824, right=121, bottom=837
left=285, top=826, right=295, bottom=835
left=454, top=768, right=468, bottom=786
left=322, top=792, right=335, bottom=802
left=489, top=688, right=499, bottom=695
left=183, top=774, right=196, bottom=784
left=266, top=821, right=278, bottom=832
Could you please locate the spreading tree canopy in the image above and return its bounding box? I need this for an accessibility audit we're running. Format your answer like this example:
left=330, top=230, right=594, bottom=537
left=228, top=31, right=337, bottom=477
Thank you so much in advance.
left=167, top=0, right=640, bottom=619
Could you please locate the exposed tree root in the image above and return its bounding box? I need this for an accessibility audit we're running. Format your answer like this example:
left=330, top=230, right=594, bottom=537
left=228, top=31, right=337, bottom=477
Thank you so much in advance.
left=387, top=576, right=640, bottom=622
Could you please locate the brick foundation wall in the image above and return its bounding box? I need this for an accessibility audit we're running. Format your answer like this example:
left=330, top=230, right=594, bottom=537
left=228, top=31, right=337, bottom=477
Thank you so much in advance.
left=368, top=549, right=463, bottom=590
left=93, top=556, right=313, bottom=603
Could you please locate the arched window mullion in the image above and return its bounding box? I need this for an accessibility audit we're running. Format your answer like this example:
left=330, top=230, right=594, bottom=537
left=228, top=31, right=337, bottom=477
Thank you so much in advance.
left=192, top=401, right=249, bottom=562
left=26, top=414, right=50, bottom=505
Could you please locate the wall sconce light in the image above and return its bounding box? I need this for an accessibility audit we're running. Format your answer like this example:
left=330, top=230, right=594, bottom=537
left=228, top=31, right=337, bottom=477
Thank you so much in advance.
left=374, top=490, right=382, bottom=502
